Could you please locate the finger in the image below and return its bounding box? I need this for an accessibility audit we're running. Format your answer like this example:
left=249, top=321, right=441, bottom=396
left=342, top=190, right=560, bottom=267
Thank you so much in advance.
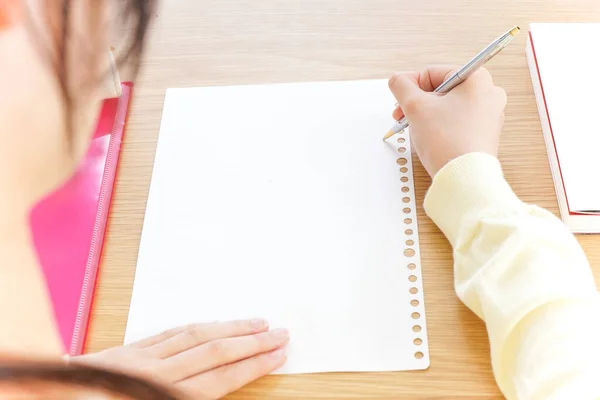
left=130, top=324, right=203, bottom=348
left=176, top=347, right=287, bottom=399
left=144, top=319, right=270, bottom=358
left=388, top=71, right=423, bottom=106
left=132, top=319, right=268, bottom=350
left=416, top=65, right=460, bottom=92
left=494, top=86, right=507, bottom=108
left=458, top=68, right=494, bottom=91
left=392, top=106, right=404, bottom=121
left=160, top=328, right=289, bottom=382
left=475, top=67, right=494, bottom=85
left=388, top=67, right=458, bottom=114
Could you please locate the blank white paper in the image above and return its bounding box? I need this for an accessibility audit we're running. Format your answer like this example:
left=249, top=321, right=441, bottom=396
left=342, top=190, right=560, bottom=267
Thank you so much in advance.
left=125, top=79, right=429, bottom=373
left=531, top=23, right=600, bottom=212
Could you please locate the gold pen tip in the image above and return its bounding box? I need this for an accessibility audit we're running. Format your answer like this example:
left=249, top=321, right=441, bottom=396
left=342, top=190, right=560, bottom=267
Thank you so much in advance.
left=383, top=130, right=395, bottom=141
left=509, top=26, right=520, bottom=36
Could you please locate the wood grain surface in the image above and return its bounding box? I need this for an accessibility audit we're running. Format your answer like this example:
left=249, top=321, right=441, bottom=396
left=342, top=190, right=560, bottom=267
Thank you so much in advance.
left=85, top=1, right=600, bottom=398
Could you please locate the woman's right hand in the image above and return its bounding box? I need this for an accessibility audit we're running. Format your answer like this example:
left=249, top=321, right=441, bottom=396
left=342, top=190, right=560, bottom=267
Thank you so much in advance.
left=388, top=66, right=507, bottom=177
left=71, top=319, right=289, bottom=399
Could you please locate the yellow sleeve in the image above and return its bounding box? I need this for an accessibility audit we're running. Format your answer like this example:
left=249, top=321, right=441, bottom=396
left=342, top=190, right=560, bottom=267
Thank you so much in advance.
left=424, top=152, right=600, bottom=400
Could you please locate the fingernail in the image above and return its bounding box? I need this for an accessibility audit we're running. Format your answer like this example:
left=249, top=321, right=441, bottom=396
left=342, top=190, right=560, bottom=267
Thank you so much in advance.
left=269, top=348, right=286, bottom=359
left=250, top=319, right=268, bottom=330
left=270, top=328, right=289, bottom=340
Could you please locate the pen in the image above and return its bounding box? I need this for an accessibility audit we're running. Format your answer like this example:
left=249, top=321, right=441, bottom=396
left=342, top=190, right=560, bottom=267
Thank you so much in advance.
left=383, top=25, right=520, bottom=141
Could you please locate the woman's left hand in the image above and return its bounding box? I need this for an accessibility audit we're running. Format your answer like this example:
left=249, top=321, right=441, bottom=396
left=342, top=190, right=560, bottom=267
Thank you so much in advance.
left=70, top=319, right=289, bottom=399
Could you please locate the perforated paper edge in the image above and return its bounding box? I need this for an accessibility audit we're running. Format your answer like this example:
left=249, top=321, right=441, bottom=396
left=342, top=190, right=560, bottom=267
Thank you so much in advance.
left=396, top=129, right=430, bottom=369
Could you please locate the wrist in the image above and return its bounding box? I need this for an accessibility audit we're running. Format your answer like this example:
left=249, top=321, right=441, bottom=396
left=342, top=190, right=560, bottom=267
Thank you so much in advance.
left=429, top=149, right=499, bottom=179
left=424, top=152, right=522, bottom=245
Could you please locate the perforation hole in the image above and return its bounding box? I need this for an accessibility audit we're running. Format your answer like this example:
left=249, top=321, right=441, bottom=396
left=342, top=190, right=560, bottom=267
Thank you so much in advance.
left=404, top=218, right=412, bottom=225
left=406, top=239, right=414, bottom=246
left=404, top=248, right=415, bottom=257
left=397, top=158, right=408, bottom=166
left=402, top=197, right=410, bottom=204
left=405, top=229, right=413, bottom=236
left=398, top=147, right=407, bottom=153
left=408, top=263, right=416, bottom=270
left=412, top=312, right=420, bottom=319
left=400, top=167, right=408, bottom=173
left=409, top=275, right=417, bottom=282
left=411, top=299, right=419, bottom=307
left=401, top=176, right=409, bottom=183
left=410, top=287, right=418, bottom=294
left=414, top=352, right=424, bottom=359
left=413, top=338, right=422, bottom=345
left=403, top=207, right=411, bottom=214
left=397, top=137, right=405, bottom=144
left=412, top=325, right=421, bottom=332
left=402, top=187, right=410, bottom=193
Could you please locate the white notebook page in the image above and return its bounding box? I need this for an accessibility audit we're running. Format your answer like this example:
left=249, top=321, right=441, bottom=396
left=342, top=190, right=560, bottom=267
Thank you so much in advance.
left=125, top=80, right=429, bottom=373
left=531, top=23, right=600, bottom=212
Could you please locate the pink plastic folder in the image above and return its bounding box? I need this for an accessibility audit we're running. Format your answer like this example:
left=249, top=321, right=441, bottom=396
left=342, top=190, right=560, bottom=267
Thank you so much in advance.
left=30, top=82, right=133, bottom=355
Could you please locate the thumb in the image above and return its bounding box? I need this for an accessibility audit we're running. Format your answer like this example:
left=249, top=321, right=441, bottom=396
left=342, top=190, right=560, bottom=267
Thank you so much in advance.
left=388, top=66, right=459, bottom=118
left=388, top=72, right=425, bottom=108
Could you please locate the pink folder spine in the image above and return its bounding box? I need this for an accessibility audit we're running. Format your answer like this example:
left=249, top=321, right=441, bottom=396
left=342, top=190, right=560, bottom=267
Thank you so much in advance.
left=70, top=82, right=133, bottom=355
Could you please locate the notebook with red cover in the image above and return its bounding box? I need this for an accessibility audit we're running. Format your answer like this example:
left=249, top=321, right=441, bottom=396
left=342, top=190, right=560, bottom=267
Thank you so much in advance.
left=526, top=23, right=600, bottom=233
left=30, top=82, right=133, bottom=355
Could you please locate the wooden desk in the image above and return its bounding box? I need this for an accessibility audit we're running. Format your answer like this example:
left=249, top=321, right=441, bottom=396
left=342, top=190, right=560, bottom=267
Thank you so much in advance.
left=86, top=1, right=600, bottom=398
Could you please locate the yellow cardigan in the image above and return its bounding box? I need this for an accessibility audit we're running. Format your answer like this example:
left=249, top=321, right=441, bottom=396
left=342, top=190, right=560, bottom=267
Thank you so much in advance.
left=424, top=153, right=600, bottom=400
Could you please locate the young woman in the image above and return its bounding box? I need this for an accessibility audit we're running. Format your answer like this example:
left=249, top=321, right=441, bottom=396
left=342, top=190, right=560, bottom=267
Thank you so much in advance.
left=1, top=0, right=598, bottom=398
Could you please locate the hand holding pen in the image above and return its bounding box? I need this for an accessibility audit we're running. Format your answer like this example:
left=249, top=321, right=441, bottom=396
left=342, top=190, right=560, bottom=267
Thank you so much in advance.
left=387, top=64, right=509, bottom=177
left=384, top=26, right=520, bottom=140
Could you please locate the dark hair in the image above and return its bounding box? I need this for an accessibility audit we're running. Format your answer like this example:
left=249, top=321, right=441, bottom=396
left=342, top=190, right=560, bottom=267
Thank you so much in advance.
left=26, top=0, right=156, bottom=137
left=0, top=362, right=181, bottom=399
left=2, top=2, right=164, bottom=396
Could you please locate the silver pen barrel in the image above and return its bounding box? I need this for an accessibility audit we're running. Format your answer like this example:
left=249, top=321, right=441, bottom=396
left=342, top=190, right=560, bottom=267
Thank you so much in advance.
left=383, top=25, right=520, bottom=140
left=457, top=31, right=516, bottom=80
